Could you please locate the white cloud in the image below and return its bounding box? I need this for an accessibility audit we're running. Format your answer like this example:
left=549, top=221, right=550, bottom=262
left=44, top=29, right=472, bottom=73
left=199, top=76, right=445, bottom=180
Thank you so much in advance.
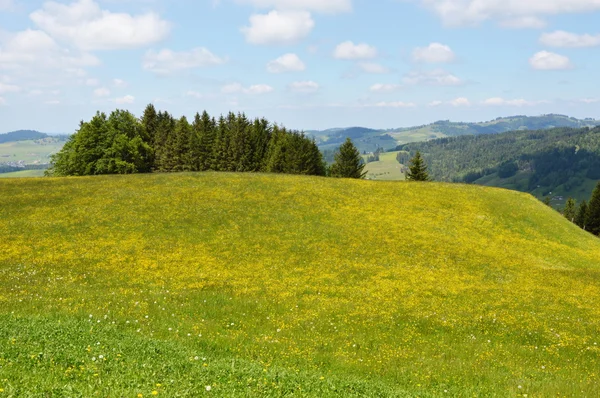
left=93, top=87, right=110, bottom=97
left=185, top=91, right=204, bottom=99
left=267, top=53, right=305, bottom=73
left=449, top=97, right=470, bottom=107
left=412, top=43, right=455, bottom=63
left=0, top=97, right=6, bottom=105
left=288, top=80, right=319, bottom=93
left=0, top=0, right=14, bottom=10
left=419, top=0, right=600, bottom=27
left=0, top=82, right=20, bottom=94
left=359, top=62, right=390, bottom=74
left=372, top=101, right=416, bottom=108
left=241, top=10, right=314, bottom=45
left=143, top=48, right=226, bottom=75
left=370, top=83, right=402, bottom=93
left=483, top=97, right=547, bottom=106
left=113, top=79, right=127, bottom=88
left=333, top=41, right=377, bottom=60
left=428, top=100, right=443, bottom=107
left=403, top=69, right=463, bottom=86
left=529, top=51, right=573, bottom=70
left=234, top=0, right=351, bottom=13
left=499, top=16, right=546, bottom=29
left=540, top=30, right=600, bottom=48
left=85, top=78, right=99, bottom=86
left=0, top=29, right=99, bottom=74
left=222, top=82, right=274, bottom=94
left=115, top=95, right=135, bottom=104
left=580, top=98, right=599, bottom=104
left=30, top=0, right=170, bottom=51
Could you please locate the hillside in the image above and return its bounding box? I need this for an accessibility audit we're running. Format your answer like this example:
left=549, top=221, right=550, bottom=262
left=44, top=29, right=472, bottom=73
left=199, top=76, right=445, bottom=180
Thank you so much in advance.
left=0, top=130, right=48, bottom=144
left=311, top=114, right=600, bottom=153
left=1, top=173, right=600, bottom=396
left=402, top=126, right=600, bottom=206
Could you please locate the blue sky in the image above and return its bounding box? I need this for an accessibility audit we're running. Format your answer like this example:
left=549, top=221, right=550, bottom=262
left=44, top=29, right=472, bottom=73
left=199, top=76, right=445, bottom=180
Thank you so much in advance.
left=0, top=0, right=600, bottom=133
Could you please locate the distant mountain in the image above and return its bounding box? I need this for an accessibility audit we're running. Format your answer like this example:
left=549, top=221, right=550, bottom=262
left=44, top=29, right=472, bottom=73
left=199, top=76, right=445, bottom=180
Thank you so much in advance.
left=310, top=114, right=600, bottom=153
left=0, top=130, right=49, bottom=144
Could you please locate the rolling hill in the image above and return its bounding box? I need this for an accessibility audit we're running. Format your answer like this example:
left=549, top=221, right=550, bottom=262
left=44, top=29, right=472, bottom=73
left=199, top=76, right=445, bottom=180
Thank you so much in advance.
left=0, top=130, right=67, bottom=174
left=310, top=114, right=600, bottom=153
left=1, top=172, right=599, bottom=396
left=402, top=126, right=600, bottom=207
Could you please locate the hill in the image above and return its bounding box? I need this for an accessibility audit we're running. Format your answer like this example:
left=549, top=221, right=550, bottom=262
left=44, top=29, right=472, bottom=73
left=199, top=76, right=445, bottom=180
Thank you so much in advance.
left=402, top=126, right=600, bottom=206
left=311, top=114, right=600, bottom=153
left=0, top=130, right=49, bottom=144
left=1, top=173, right=599, bottom=396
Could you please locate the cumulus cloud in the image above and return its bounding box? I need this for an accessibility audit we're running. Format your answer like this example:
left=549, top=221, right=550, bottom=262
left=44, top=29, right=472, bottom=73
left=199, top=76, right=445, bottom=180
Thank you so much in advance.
left=412, top=43, right=455, bottom=63
left=0, top=82, right=20, bottom=94
left=370, top=83, right=402, bottom=93
left=540, top=30, right=600, bottom=48
left=93, top=87, right=110, bottom=97
left=333, top=41, right=377, bottom=60
left=483, top=97, right=547, bottom=106
left=234, top=0, right=351, bottom=13
left=288, top=80, right=319, bottom=93
left=428, top=100, right=443, bottom=107
left=222, top=82, right=274, bottom=94
left=113, top=79, right=127, bottom=88
left=267, top=53, right=305, bottom=73
left=0, top=29, right=99, bottom=75
left=30, top=0, right=170, bottom=51
left=115, top=95, right=135, bottom=104
left=241, top=10, right=314, bottom=45
left=529, top=51, right=573, bottom=70
left=449, top=97, right=470, bottom=107
left=418, top=0, right=600, bottom=27
left=371, top=101, right=415, bottom=108
left=403, top=69, right=463, bottom=86
left=358, top=62, right=390, bottom=74
left=580, top=98, right=599, bottom=104
left=143, top=48, right=226, bottom=75
left=499, top=16, right=546, bottom=29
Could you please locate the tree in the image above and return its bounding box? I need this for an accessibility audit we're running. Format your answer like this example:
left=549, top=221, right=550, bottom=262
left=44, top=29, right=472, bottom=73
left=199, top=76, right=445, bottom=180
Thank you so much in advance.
left=586, top=182, right=600, bottom=235
left=329, top=138, right=366, bottom=179
left=575, top=200, right=589, bottom=230
left=563, top=197, right=576, bottom=222
left=405, top=151, right=430, bottom=181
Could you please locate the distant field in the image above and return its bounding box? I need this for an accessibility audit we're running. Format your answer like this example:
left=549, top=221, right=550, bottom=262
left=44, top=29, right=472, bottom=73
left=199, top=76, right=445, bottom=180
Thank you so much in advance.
left=0, top=138, right=64, bottom=165
left=1, top=173, right=600, bottom=396
left=364, top=151, right=404, bottom=181
left=0, top=169, right=46, bottom=178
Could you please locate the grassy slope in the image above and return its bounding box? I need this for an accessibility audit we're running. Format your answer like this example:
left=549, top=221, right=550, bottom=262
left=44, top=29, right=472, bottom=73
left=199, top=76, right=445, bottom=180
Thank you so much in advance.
left=0, top=139, right=64, bottom=165
left=364, top=151, right=405, bottom=181
left=1, top=173, right=600, bottom=397
left=0, top=170, right=46, bottom=178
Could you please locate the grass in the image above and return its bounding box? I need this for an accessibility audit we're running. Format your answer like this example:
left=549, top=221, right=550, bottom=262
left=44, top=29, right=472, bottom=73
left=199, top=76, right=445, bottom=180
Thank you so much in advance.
left=0, top=170, right=46, bottom=178
left=1, top=172, right=600, bottom=396
left=364, top=151, right=405, bottom=181
left=0, top=139, right=64, bottom=165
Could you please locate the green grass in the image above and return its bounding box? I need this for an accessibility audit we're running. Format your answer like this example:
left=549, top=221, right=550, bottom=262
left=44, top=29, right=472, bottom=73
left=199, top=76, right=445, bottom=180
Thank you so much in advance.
left=364, top=151, right=405, bottom=181
left=0, top=139, right=64, bottom=165
left=1, top=173, right=600, bottom=396
left=0, top=170, right=46, bottom=178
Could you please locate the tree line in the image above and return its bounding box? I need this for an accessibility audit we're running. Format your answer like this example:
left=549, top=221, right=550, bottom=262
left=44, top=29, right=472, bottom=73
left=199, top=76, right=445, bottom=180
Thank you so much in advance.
left=561, top=182, right=600, bottom=236
left=47, top=105, right=370, bottom=179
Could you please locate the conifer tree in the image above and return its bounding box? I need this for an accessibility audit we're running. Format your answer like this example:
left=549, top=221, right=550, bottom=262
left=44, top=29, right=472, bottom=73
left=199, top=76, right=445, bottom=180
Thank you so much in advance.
left=575, top=200, right=589, bottom=230
left=329, top=138, right=366, bottom=179
left=586, top=182, right=600, bottom=235
left=405, top=151, right=430, bottom=181
left=563, top=197, right=577, bottom=222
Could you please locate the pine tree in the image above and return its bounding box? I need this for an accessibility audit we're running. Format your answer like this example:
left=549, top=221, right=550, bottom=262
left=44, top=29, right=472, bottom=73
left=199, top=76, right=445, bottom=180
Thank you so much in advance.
left=563, top=197, right=576, bottom=222
left=575, top=200, right=589, bottom=230
left=329, top=138, right=366, bottom=179
left=405, top=151, right=430, bottom=181
left=586, top=182, right=600, bottom=235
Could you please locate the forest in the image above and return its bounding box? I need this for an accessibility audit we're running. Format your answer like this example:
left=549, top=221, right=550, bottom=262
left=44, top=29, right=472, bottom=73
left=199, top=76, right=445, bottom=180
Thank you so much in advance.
left=399, top=126, right=600, bottom=199
left=48, top=105, right=328, bottom=177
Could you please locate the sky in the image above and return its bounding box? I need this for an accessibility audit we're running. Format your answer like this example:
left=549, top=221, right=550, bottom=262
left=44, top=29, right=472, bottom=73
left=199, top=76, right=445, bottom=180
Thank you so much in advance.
left=0, top=0, right=600, bottom=133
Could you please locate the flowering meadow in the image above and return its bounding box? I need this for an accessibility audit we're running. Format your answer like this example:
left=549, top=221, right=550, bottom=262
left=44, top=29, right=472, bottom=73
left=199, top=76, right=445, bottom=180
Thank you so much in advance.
left=1, top=172, right=599, bottom=396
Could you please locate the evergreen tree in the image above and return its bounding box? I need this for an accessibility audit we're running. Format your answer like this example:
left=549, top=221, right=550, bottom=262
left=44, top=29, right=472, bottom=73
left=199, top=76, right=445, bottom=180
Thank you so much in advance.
left=586, top=182, right=600, bottom=235
left=543, top=196, right=552, bottom=207
left=140, top=104, right=158, bottom=169
left=575, top=200, right=589, bottom=230
left=329, top=138, right=366, bottom=179
left=563, top=197, right=576, bottom=222
left=405, top=151, right=430, bottom=181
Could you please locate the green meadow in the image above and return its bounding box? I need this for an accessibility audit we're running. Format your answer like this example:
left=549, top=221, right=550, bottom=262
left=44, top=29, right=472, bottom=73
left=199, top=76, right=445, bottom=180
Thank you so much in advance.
left=1, top=173, right=600, bottom=396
